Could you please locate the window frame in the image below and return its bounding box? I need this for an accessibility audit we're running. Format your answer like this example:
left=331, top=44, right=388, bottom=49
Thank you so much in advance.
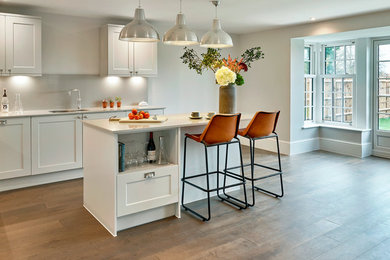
left=319, top=41, right=356, bottom=126
left=304, top=45, right=316, bottom=123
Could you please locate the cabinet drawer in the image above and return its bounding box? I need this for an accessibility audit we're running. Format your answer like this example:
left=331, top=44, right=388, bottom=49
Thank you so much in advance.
left=117, top=164, right=179, bottom=217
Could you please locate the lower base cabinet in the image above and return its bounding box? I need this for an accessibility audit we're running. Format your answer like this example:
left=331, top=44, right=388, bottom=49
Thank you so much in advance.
left=32, top=115, right=82, bottom=175
left=117, top=164, right=179, bottom=217
left=0, top=118, right=31, bottom=180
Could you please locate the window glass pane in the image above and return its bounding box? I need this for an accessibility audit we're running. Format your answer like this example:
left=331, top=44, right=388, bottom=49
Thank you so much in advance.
left=379, top=79, right=390, bottom=95
left=379, top=114, right=390, bottom=130
left=304, top=62, right=311, bottom=74
left=346, top=45, right=355, bottom=60
left=323, top=108, right=332, bottom=121
left=334, top=108, right=343, bottom=122
left=344, top=109, right=352, bottom=123
left=335, top=61, right=345, bottom=74
left=325, top=47, right=334, bottom=60
left=379, top=62, right=390, bottom=78
left=335, top=46, right=345, bottom=60
left=325, top=61, right=335, bottom=74
left=346, top=60, right=355, bottom=74
left=379, top=44, right=390, bottom=61
left=305, top=107, right=313, bottom=121
left=344, top=78, right=353, bottom=93
left=378, top=97, right=390, bottom=114
left=334, top=78, right=342, bottom=92
left=304, top=47, right=311, bottom=61
left=344, top=97, right=353, bottom=108
left=305, top=78, right=313, bottom=92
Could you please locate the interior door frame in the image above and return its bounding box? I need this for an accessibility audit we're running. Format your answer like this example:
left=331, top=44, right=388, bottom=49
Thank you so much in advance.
left=372, top=38, right=390, bottom=158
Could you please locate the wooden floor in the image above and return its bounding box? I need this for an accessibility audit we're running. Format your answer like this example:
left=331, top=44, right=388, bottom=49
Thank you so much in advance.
left=2, top=148, right=390, bottom=260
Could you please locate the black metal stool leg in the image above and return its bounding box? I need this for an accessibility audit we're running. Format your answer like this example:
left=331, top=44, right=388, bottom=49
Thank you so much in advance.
left=253, top=135, right=284, bottom=198
left=181, top=137, right=211, bottom=221
left=248, top=138, right=256, bottom=207
left=219, top=140, right=248, bottom=209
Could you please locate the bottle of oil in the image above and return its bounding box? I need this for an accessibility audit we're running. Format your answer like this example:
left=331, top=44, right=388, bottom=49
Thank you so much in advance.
left=1, top=88, right=9, bottom=113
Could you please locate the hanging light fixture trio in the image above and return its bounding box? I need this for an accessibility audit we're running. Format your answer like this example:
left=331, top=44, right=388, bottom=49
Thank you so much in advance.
left=119, top=0, right=233, bottom=48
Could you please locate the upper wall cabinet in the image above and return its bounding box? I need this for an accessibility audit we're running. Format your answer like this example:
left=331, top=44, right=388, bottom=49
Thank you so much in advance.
left=0, top=16, right=5, bottom=76
left=5, top=15, right=42, bottom=75
left=0, top=13, right=41, bottom=76
left=100, top=24, right=157, bottom=77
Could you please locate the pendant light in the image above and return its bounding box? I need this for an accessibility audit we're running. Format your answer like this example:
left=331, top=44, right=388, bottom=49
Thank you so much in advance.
left=119, top=0, right=160, bottom=42
left=201, top=0, right=233, bottom=48
left=163, top=0, right=199, bottom=46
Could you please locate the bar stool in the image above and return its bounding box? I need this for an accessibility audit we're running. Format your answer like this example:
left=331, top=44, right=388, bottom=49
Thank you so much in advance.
left=181, top=113, right=248, bottom=221
left=227, top=111, right=284, bottom=207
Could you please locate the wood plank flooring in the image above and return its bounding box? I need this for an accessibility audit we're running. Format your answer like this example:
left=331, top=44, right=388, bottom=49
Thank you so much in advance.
left=1, top=148, right=390, bottom=259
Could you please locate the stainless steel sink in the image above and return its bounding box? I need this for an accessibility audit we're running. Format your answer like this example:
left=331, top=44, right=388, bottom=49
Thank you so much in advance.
left=49, top=109, right=89, bottom=113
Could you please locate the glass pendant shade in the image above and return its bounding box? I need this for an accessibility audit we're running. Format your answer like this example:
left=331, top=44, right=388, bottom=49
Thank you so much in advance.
left=163, top=13, right=199, bottom=46
left=119, top=8, right=160, bottom=42
left=200, top=19, right=233, bottom=48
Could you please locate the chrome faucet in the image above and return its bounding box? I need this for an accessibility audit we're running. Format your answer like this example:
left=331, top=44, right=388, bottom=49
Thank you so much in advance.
left=68, top=89, right=82, bottom=110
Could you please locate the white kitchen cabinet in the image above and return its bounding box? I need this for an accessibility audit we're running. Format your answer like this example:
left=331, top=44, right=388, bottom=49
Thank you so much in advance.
left=85, top=111, right=127, bottom=120
left=0, top=15, right=5, bottom=76
left=32, top=115, right=82, bottom=175
left=117, top=164, right=179, bottom=217
left=5, top=15, right=41, bottom=75
left=101, top=24, right=157, bottom=77
left=134, top=42, right=157, bottom=76
left=0, top=118, right=31, bottom=180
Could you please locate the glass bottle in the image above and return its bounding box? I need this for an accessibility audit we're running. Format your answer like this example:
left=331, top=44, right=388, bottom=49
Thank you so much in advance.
left=14, top=93, right=23, bottom=114
left=157, top=136, right=168, bottom=165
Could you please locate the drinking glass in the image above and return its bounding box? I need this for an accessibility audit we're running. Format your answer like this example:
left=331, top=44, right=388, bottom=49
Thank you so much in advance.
left=14, top=93, right=23, bottom=114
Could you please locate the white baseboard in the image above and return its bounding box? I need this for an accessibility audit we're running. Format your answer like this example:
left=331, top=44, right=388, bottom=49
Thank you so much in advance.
left=372, top=149, right=390, bottom=159
left=239, top=136, right=290, bottom=155
left=290, top=138, right=320, bottom=155
left=319, top=138, right=372, bottom=158
left=0, top=168, right=83, bottom=192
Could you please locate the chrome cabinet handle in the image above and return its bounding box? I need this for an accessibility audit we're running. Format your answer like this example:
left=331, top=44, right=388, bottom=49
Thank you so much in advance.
left=83, top=115, right=88, bottom=119
left=144, top=172, right=155, bottom=179
left=135, top=71, right=138, bottom=74
left=76, top=116, right=82, bottom=119
left=8, top=69, right=11, bottom=73
left=0, top=69, right=3, bottom=74
left=0, top=120, right=7, bottom=125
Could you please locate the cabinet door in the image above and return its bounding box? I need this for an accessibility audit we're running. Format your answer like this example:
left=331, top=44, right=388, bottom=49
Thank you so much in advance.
left=108, top=26, right=133, bottom=76
left=0, top=15, right=5, bottom=75
left=32, top=115, right=82, bottom=175
left=5, top=16, right=41, bottom=75
left=0, top=118, right=31, bottom=180
left=134, top=42, right=157, bottom=76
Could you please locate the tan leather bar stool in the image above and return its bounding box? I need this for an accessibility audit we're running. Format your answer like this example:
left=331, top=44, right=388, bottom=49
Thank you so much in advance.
left=181, top=113, right=248, bottom=221
left=226, top=111, right=284, bottom=207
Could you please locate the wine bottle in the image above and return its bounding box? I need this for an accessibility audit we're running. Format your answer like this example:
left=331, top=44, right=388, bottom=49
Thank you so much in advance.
left=147, top=132, right=156, bottom=163
left=1, top=88, right=9, bottom=113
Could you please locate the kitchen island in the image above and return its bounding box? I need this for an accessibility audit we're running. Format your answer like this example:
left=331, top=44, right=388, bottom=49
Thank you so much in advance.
left=83, top=114, right=252, bottom=236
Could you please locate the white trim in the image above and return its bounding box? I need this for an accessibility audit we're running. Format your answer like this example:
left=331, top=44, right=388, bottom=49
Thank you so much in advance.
left=372, top=149, right=390, bottom=159
left=319, top=137, right=371, bottom=158
left=0, top=168, right=83, bottom=192
left=239, top=137, right=290, bottom=155
left=302, top=123, right=371, bottom=132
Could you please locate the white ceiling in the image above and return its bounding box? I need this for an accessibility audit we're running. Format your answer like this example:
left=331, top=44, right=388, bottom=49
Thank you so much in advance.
left=2, top=0, right=390, bottom=34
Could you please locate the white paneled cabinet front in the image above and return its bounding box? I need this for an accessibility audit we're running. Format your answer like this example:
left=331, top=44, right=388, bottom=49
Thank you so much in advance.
left=5, top=15, right=41, bottom=75
left=0, top=15, right=5, bottom=75
left=0, top=118, right=31, bottom=180
left=101, top=24, right=157, bottom=77
left=32, top=115, right=82, bottom=175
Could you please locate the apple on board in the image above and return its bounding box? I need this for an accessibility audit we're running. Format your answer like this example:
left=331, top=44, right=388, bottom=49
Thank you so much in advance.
left=132, top=109, right=138, bottom=115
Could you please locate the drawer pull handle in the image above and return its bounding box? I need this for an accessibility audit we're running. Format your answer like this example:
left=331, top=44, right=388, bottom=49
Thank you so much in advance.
left=0, top=120, right=7, bottom=125
left=144, top=172, right=155, bottom=179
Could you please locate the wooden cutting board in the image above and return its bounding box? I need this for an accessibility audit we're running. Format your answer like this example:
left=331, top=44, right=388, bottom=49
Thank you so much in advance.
left=118, top=117, right=168, bottom=123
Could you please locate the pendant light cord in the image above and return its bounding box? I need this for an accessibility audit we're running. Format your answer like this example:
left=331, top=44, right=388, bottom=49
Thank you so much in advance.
left=138, top=0, right=141, bottom=8
left=215, top=4, right=218, bottom=18
left=179, top=0, right=183, bottom=13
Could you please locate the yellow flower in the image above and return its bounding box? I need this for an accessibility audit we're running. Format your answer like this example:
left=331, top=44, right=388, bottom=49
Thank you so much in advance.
left=215, top=66, right=236, bottom=86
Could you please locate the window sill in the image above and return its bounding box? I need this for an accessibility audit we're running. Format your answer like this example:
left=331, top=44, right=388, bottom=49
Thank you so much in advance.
left=302, top=123, right=371, bottom=132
